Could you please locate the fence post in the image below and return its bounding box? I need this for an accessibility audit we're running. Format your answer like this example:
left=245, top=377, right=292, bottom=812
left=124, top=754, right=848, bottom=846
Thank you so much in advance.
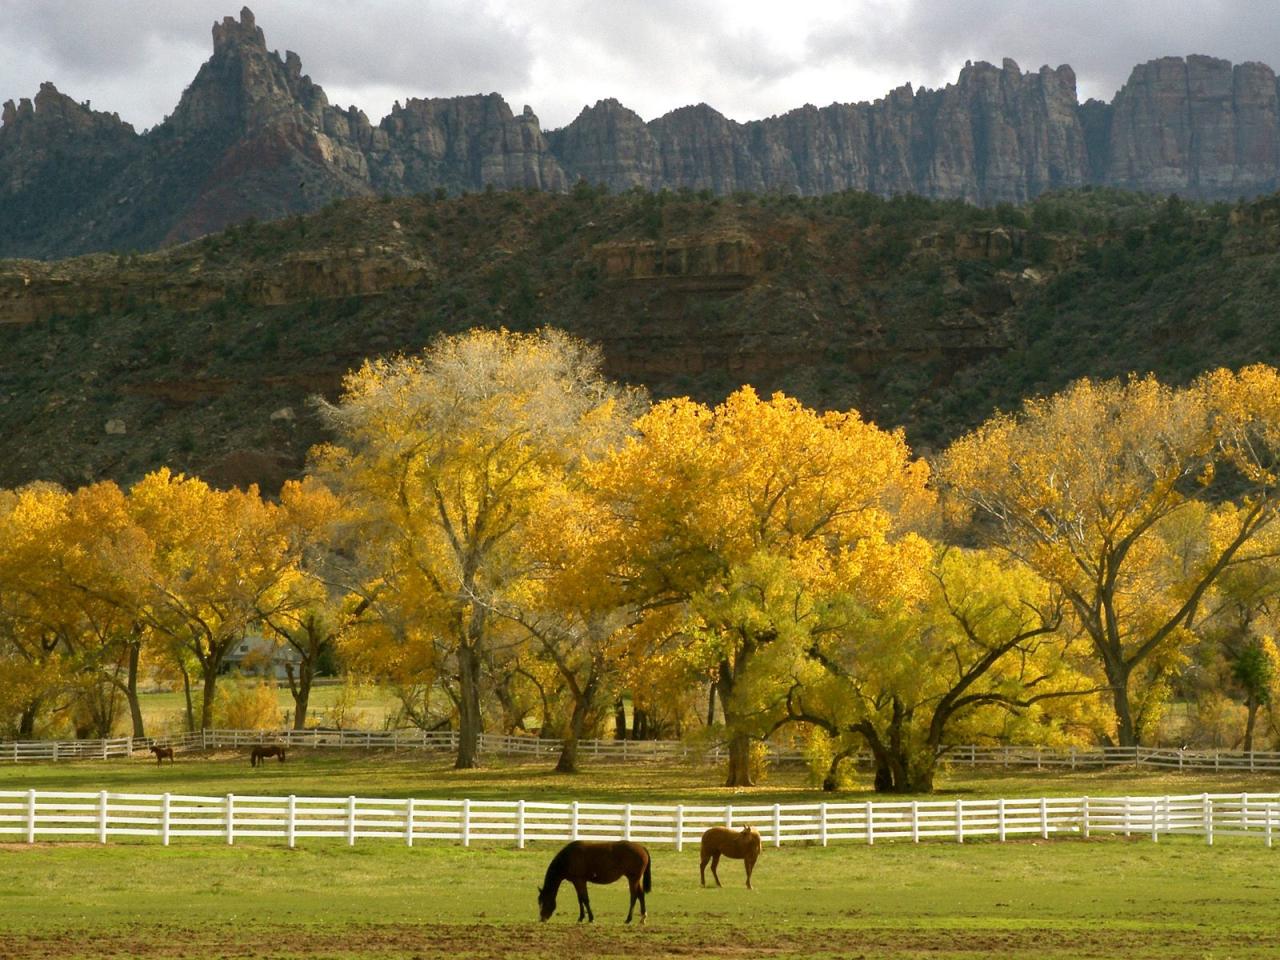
left=1150, top=798, right=1158, bottom=843
left=1243, top=793, right=1250, bottom=833
left=161, top=792, right=172, bottom=846
left=102, top=739, right=108, bottom=761
left=621, top=803, right=632, bottom=841
left=98, top=790, right=108, bottom=844
left=820, top=802, right=829, bottom=847
left=226, top=794, right=235, bottom=846
left=1040, top=797, right=1048, bottom=840
left=404, top=799, right=415, bottom=848
left=25, top=789, right=36, bottom=844
left=1082, top=796, right=1090, bottom=839
left=955, top=798, right=964, bottom=844
left=347, top=795, right=357, bottom=847
left=570, top=801, right=579, bottom=840
left=725, top=804, right=734, bottom=829
left=517, top=800, right=526, bottom=849
left=1123, top=797, right=1131, bottom=837
left=462, top=799, right=471, bottom=848
left=287, top=795, right=296, bottom=849
left=675, top=804, right=684, bottom=852
left=773, top=803, right=782, bottom=848
left=1070, top=746, right=1076, bottom=771
left=1267, top=804, right=1274, bottom=849
left=997, top=798, right=1006, bottom=842
left=1203, top=793, right=1213, bottom=846
left=127, top=737, right=134, bottom=759
left=910, top=801, right=919, bottom=844
left=52, top=741, right=59, bottom=763
left=865, top=801, right=874, bottom=846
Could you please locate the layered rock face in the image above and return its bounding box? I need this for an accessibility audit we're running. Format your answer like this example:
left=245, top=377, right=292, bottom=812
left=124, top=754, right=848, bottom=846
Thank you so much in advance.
left=1106, top=56, right=1280, bottom=198
left=7, top=6, right=1280, bottom=259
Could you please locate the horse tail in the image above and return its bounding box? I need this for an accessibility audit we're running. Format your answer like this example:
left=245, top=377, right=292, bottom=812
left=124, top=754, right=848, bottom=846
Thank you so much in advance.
left=643, top=856, right=652, bottom=893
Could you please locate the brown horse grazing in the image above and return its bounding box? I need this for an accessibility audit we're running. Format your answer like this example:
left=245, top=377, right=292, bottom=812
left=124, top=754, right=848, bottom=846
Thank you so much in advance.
left=700, top=825, right=761, bottom=889
left=149, top=745, right=175, bottom=765
left=249, top=745, right=286, bottom=767
left=537, top=840, right=651, bottom=924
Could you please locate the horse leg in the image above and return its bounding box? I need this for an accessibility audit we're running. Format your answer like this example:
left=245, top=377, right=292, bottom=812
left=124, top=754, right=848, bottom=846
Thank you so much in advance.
left=711, top=852, right=722, bottom=887
left=700, top=849, right=709, bottom=886
left=745, top=853, right=756, bottom=890
left=626, top=878, right=640, bottom=924
left=638, top=876, right=647, bottom=924
left=573, top=880, right=591, bottom=923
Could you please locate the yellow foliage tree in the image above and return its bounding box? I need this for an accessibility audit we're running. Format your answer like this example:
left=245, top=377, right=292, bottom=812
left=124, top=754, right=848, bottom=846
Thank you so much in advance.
left=938, top=372, right=1280, bottom=746
left=315, top=328, right=642, bottom=768
left=592, top=387, right=934, bottom=785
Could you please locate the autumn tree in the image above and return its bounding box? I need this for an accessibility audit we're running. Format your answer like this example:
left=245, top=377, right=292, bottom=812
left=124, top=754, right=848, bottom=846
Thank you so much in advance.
left=592, top=387, right=933, bottom=786
left=938, top=372, right=1280, bottom=746
left=316, top=328, right=642, bottom=768
left=127, top=470, right=297, bottom=730
left=783, top=548, right=1097, bottom=792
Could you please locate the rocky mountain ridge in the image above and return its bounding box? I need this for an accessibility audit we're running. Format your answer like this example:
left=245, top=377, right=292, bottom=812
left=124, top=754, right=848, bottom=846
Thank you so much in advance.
left=4, top=8, right=1280, bottom=258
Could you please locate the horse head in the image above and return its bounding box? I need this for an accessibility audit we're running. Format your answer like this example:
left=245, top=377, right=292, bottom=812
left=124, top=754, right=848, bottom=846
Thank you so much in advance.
left=537, top=885, right=555, bottom=922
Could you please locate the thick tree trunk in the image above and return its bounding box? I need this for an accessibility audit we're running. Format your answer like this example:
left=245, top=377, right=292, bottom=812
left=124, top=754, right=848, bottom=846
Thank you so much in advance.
left=18, top=700, right=39, bottom=738
left=557, top=698, right=590, bottom=774
left=288, top=660, right=314, bottom=731
left=1104, top=660, right=1138, bottom=747
left=199, top=663, right=219, bottom=731
left=455, top=643, right=483, bottom=769
left=724, top=730, right=754, bottom=787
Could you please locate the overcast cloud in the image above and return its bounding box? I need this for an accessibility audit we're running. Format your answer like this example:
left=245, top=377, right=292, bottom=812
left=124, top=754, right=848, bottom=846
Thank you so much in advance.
left=2, top=1, right=1279, bottom=133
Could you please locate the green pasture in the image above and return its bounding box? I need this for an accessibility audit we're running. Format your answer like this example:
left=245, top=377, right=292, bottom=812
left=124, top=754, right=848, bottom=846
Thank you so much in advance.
left=3, top=755, right=1280, bottom=958
left=135, top=683, right=402, bottom=733
left=1, top=833, right=1276, bottom=958
left=2, top=750, right=1279, bottom=803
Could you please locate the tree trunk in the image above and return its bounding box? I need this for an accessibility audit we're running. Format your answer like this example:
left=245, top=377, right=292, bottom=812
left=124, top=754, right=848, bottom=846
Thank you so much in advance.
left=557, top=697, right=590, bottom=774
left=718, top=657, right=755, bottom=787
left=288, top=659, right=314, bottom=731
left=1105, top=661, right=1138, bottom=747
left=179, top=662, right=195, bottom=733
left=613, top=700, right=627, bottom=740
left=199, top=662, right=219, bottom=731
left=124, top=642, right=145, bottom=739
left=455, top=643, right=483, bottom=769
left=706, top=682, right=717, bottom=727
left=1244, top=696, right=1259, bottom=753
left=18, top=700, right=39, bottom=738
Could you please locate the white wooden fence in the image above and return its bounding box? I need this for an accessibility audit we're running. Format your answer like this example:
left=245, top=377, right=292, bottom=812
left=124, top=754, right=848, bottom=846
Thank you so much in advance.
left=0, top=789, right=1275, bottom=849
left=4, top=729, right=1280, bottom=774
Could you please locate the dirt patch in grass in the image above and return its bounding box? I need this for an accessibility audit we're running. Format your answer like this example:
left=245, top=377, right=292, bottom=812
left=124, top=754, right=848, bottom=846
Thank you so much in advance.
left=1, top=923, right=1272, bottom=960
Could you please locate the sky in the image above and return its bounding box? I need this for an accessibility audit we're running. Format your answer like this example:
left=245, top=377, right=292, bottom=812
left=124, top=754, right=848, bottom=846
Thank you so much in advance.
left=2, top=1, right=1280, bottom=133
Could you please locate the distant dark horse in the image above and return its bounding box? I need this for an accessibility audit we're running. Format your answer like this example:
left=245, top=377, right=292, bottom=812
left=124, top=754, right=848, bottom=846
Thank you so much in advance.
left=249, top=745, right=286, bottom=767
left=149, top=745, right=175, bottom=765
left=537, top=840, right=651, bottom=923
left=700, top=825, right=761, bottom=889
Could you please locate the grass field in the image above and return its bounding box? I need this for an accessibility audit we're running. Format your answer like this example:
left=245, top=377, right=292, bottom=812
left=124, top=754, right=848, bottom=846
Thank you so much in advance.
left=2, top=755, right=1279, bottom=958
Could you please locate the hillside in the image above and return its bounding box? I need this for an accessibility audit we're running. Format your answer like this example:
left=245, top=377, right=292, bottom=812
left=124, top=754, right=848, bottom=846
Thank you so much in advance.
left=6, top=8, right=1280, bottom=258
left=1, top=186, right=1277, bottom=491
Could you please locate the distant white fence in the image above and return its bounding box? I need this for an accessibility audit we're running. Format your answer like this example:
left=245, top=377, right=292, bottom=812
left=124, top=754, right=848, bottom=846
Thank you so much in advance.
left=0, top=789, right=1276, bottom=849
left=4, top=729, right=1280, bottom=774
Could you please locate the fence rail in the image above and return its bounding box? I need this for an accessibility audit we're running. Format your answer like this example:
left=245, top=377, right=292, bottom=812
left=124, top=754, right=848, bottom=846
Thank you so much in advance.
left=4, top=730, right=1280, bottom=774
left=0, top=789, right=1275, bottom=850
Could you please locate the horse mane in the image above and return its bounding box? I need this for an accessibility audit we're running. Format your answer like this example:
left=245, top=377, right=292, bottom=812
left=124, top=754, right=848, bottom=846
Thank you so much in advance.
left=541, top=843, right=572, bottom=893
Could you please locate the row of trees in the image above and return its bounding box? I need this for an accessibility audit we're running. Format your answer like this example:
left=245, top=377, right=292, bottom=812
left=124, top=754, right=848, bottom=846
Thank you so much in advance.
left=5, top=328, right=1280, bottom=791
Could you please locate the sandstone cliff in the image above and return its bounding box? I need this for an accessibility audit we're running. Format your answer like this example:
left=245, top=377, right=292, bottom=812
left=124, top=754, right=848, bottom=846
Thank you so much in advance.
left=5, top=7, right=1280, bottom=259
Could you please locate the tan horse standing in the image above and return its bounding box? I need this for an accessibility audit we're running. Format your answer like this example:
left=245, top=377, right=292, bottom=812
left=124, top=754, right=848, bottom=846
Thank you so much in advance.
left=700, top=825, right=762, bottom=889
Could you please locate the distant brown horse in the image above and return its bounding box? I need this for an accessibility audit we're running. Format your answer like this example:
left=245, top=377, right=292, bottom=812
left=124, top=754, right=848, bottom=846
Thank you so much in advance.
left=537, top=840, right=651, bottom=923
left=249, top=745, right=286, bottom=767
left=149, top=745, right=175, bottom=765
left=700, top=825, right=761, bottom=889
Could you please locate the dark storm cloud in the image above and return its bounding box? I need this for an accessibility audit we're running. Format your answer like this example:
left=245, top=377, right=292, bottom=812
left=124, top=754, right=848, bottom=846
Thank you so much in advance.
left=2, top=1, right=1279, bottom=132
left=0, top=0, right=533, bottom=128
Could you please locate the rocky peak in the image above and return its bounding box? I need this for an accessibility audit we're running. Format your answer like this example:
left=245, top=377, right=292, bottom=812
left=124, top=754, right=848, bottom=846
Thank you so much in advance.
left=212, top=7, right=266, bottom=55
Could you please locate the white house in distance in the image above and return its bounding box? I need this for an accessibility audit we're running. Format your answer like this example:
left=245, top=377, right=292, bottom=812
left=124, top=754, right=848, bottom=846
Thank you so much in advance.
left=220, top=635, right=302, bottom=680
